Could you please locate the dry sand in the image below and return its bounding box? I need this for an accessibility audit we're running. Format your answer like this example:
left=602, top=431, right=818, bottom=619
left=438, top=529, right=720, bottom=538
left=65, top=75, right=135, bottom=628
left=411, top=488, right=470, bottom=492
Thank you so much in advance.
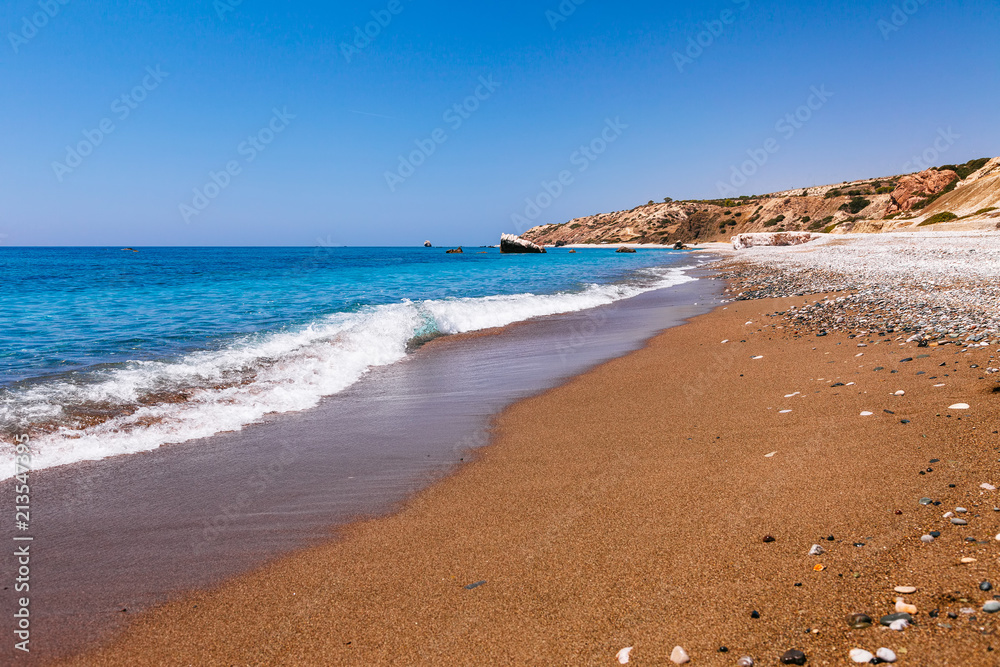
left=64, top=294, right=1000, bottom=666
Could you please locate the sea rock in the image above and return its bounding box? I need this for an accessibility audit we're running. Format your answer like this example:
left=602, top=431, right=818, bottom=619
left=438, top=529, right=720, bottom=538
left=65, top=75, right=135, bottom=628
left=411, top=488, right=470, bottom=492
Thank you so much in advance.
left=446, top=247, right=463, bottom=254
left=849, top=648, right=874, bottom=663
left=876, top=647, right=898, bottom=663
left=499, top=233, right=546, bottom=254
left=894, top=390, right=905, bottom=396
left=615, top=246, right=637, bottom=253
left=808, top=544, right=825, bottom=556
left=918, top=498, right=933, bottom=505
left=423, top=240, right=432, bottom=247
left=780, top=649, right=807, bottom=665
left=670, top=645, right=690, bottom=664
left=616, top=647, right=633, bottom=664
left=886, top=168, right=959, bottom=214
left=732, top=232, right=814, bottom=251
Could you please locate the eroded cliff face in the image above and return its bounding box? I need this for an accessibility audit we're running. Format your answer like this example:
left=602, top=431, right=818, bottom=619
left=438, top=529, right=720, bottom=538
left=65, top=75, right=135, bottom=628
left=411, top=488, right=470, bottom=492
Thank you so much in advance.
left=521, top=158, right=1000, bottom=246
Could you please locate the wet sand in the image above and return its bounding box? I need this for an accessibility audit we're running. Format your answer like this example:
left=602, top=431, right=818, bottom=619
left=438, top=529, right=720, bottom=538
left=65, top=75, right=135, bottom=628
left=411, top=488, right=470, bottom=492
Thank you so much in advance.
left=64, top=293, right=1000, bottom=665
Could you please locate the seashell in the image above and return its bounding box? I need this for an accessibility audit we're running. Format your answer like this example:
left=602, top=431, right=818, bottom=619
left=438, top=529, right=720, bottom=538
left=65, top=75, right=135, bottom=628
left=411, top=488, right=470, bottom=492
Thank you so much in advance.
left=616, top=647, right=633, bottom=664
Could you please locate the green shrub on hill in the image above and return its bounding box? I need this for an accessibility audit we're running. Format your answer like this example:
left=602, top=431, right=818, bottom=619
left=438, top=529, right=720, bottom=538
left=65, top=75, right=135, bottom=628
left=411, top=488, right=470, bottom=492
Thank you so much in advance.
left=840, top=197, right=871, bottom=214
left=937, top=158, right=990, bottom=180
left=919, top=212, right=959, bottom=226
left=763, top=215, right=786, bottom=227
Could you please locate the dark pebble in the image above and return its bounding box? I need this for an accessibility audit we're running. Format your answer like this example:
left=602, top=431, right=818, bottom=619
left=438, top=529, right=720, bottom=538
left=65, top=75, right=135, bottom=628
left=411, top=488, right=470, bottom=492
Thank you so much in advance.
left=930, top=531, right=941, bottom=537
left=718, top=646, right=729, bottom=653
left=464, top=580, right=487, bottom=590
left=949, top=484, right=956, bottom=488
left=880, top=612, right=913, bottom=626
left=927, top=468, right=933, bottom=472
left=827, top=535, right=835, bottom=541
left=930, top=459, right=940, bottom=463
left=894, top=509, right=902, bottom=515
left=848, top=613, right=873, bottom=629
left=930, top=609, right=940, bottom=618
left=901, top=419, right=911, bottom=424
left=794, top=582, right=803, bottom=587
left=763, top=535, right=775, bottom=543
left=982, top=581, right=994, bottom=592
left=884, top=409, right=895, bottom=414
left=874, top=367, right=885, bottom=371
left=948, top=611, right=958, bottom=619
left=780, top=649, right=807, bottom=665
left=901, top=358, right=913, bottom=362
left=832, top=382, right=845, bottom=387
left=751, top=610, right=760, bottom=619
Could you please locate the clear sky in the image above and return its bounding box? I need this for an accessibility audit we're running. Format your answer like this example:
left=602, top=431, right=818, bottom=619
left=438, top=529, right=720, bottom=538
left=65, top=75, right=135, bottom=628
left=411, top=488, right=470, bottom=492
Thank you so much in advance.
left=1, top=0, right=996, bottom=246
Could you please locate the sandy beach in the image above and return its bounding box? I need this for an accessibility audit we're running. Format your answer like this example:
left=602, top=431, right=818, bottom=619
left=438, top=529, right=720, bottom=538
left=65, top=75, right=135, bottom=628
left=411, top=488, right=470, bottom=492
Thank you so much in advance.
left=62, top=235, right=1000, bottom=666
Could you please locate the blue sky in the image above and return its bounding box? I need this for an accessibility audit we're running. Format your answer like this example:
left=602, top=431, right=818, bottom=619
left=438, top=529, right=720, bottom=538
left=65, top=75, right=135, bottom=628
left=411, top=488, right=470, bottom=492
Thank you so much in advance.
left=1, top=0, right=996, bottom=246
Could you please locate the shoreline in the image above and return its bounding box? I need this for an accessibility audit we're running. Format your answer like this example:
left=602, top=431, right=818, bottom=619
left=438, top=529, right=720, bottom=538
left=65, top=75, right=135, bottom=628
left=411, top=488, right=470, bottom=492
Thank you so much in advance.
left=2, top=271, right=723, bottom=664
left=64, top=278, right=1000, bottom=664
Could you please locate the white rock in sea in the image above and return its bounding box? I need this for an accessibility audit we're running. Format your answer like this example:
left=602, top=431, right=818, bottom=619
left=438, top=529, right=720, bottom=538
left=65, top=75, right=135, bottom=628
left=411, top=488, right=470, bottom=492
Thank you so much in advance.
left=981, top=483, right=996, bottom=491
left=876, top=647, right=898, bottom=663
left=670, top=645, right=690, bottom=664
left=889, top=618, right=909, bottom=631
left=949, top=403, right=970, bottom=410
left=808, top=544, right=825, bottom=556
left=895, top=598, right=917, bottom=614
left=860, top=411, right=874, bottom=416
left=616, top=646, right=633, bottom=664
left=849, top=648, right=874, bottom=663
left=894, top=390, right=905, bottom=396
left=893, top=586, right=917, bottom=594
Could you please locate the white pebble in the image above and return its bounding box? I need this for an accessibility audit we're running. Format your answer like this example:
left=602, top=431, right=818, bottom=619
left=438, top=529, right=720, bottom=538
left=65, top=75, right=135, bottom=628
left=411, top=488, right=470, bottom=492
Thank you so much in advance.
left=779, top=410, right=792, bottom=414
left=893, top=586, right=917, bottom=594
left=982, top=483, right=996, bottom=491
left=670, top=645, right=690, bottom=664
left=855, top=353, right=864, bottom=357
left=889, top=619, right=909, bottom=631
left=721, top=340, right=729, bottom=344
left=808, top=544, right=825, bottom=556
left=949, top=403, right=970, bottom=410
left=876, top=647, right=897, bottom=663
left=737, top=658, right=754, bottom=667
left=860, top=411, right=874, bottom=416
left=956, top=507, right=967, bottom=513
left=765, top=451, right=778, bottom=458
left=850, top=648, right=874, bottom=663
left=894, top=390, right=905, bottom=396
left=995, top=533, right=1000, bottom=542
left=616, top=647, right=633, bottom=664
left=933, top=383, right=946, bottom=387
left=784, top=392, right=800, bottom=398
left=921, top=534, right=934, bottom=543
left=943, top=511, right=954, bottom=519
left=847, top=382, right=855, bottom=386
left=752, top=356, right=764, bottom=360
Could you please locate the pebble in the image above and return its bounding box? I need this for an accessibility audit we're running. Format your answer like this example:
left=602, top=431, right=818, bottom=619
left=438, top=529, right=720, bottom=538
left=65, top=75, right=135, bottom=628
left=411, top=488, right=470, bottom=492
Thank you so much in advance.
left=981, top=581, right=993, bottom=591
left=848, top=613, right=872, bottom=629
left=889, top=619, right=909, bottom=631
left=780, top=649, right=807, bottom=665
left=808, top=544, right=825, bottom=556
left=849, top=648, right=874, bottom=663
left=920, top=534, right=934, bottom=543
left=951, top=518, right=968, bottom=525
left=784, top=392, right=800, bottom=398
left=894, top=390, right=905, bottom=396
left=616, top=647, right=633, bottom=664
left=752, top=356, right=764, bottom=360
left=984, top=601, right=1000, bottom=614
left=949, top=403, right=970, bottom=409
left=895, top=598, right=917, bottom=614
left=670, top=646, right=690, bottom=664
left=763, top=535, right=775, bottom=543
left=860, top=411, right=874, bottom=416
left=956, top=507, right=968, bottom=513
left=930, top=530, right=941, bottom=537
left=880, top=612, right=912, bottom=626
left=961, top=557, right=977, bottom=564
left=876, top=647, right=898, bottom=663
left=893, top=586, right=917, bottom=594
left=918, top=497, right=933, bottom=505
left=765, top=451, right=778, bottom=458
left=750, top=610, right=760, bottom=619
left=982, top=483, right=997, bottom=490
left=737, top=658, right=754, bottom=667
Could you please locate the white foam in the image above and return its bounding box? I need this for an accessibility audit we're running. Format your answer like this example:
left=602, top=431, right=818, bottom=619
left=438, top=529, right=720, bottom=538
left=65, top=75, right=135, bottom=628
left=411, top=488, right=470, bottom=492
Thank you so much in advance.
left=1, top=268, right=695, bottom=477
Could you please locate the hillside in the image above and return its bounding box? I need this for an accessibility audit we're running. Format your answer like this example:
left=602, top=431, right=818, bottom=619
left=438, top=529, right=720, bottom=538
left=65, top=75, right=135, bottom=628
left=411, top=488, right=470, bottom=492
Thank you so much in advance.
left=521, top=157, right=1000, bottom=247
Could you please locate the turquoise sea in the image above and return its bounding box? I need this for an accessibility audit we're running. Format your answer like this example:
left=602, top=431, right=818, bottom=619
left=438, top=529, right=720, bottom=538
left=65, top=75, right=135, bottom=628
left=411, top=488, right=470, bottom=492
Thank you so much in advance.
left=0, top=246, right=697, bottom=475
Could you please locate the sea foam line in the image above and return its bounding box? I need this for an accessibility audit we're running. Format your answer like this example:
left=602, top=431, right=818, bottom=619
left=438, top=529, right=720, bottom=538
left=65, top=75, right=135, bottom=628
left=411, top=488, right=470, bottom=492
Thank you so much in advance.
left=0, top=267, right=694, bottom=477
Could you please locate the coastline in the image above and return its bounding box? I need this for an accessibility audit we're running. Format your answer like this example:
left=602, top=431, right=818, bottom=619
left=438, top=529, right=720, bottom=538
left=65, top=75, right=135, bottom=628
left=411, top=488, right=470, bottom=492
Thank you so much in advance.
left=64, top=274, right=1000, bottom=664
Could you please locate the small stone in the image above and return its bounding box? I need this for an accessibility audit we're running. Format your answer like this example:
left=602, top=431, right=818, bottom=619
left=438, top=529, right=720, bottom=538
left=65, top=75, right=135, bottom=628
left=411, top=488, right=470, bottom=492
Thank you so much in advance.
left=670, top=645, right=690, bottom=664
left=616, top=647, right=633, bottom=664
left=921, top=534, right=934, bottom=543
left=780, top=649, right=807, bottom=665
left=956, top=507, right=968, bottom=513
left=860, top=411, right=874, bottom=416
left=876, top=647, right=898, bottom=663
left=947, top=611, right=958, bottom=619
left=808, top=544, right=824, bottom=556
left=951, top=518, right=968, bottom=525
left=889, top=619, right=909, bottom=631
left=763, top=535, right=775, bottom=543
left=981, top=581, right=993, bottom=592
left=894, top=390, right=905, bottom=396
left=894, top=586, right=917, bottom=594
left=930, top=531, right=941, bottom=537
left=849, top=648, right=874, bottom=663
left=943, top=511, right=954, bottom=518
left=718, top=646, right=729, bottom=653
left=961, top=557, right=977, bottom=564
left=847, top=613, right=872, bottom=629
left=982, top=483, right=997, bottom=491
left=983, top=601, right=1000, bottom=614
left=880, top=612, right=912, bottom=626
left=918, top=497, right=933, bottom=505
left=737, top=658, right=754, bottom=667
left=895, top=598, right=917, bottom=614
left=949, top=403, right=970, bottom=410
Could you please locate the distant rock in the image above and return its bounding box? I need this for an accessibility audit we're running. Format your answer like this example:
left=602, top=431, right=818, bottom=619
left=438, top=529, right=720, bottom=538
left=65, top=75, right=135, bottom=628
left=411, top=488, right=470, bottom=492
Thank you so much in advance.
left=500, top=233, right=546, bottom=254
left=616, top=246, right=637, bottom=253
left=732, top=232, right=815, bottom=250
left=424, top=240, right=432, bottom=247
left=446, top=247, right=463, bottom=254
left=887, top=168, right=959, bottom=214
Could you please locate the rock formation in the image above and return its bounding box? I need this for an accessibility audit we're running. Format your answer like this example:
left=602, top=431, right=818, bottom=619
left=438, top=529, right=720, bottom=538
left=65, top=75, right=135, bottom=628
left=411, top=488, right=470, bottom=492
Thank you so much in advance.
left=424, top=241, right=432, bottom=247
left=500, top=233, right=546, bottom=254
left=732, top=232, right=815, bottom=250
left=886, top=168, right=959, bottom=214
left=615, top=246, right=636, bottom=253
left=446, top=247, right=463, bottom=254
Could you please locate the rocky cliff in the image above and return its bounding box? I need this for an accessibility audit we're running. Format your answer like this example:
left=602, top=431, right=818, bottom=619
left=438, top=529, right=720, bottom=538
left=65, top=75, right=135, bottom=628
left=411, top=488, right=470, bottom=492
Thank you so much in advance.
left=521, top=157, right=1000, bottom=246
